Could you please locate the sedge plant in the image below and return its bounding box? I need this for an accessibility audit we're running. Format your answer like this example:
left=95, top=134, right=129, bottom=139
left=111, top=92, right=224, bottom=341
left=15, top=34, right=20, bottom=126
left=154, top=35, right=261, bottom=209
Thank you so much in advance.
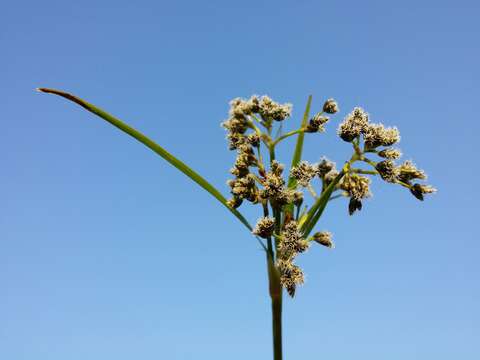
left=38, top=88, right=435, bottom=360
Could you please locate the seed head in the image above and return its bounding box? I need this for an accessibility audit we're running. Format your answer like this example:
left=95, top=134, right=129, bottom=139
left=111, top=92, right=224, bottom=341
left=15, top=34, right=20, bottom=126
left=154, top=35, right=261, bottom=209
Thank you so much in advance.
left=228, top=174, right=258, bottom=202
left=270, top=160, right=285, bottom=176
left=229, top=96, right=260, bottom=117
left=247, top=133, right=260, bottom=147
left=323, top=98, right=339, bottom=114
left=258, top=95, right=292, bottom=122
left=337, top=107, right=370, bottom=142
left=252, top=217, right=275, bottom=238
left=410, top=183, right=437, bottom=201
left=305, top=114, right=329, bottom=133
left=341, top=175, right=371, bottom=200
left=230, top=148, right=256, bottom=177
left=375, top=160, right=398, bottom=183
left=233, top=153, right=251, bottom=171
left=277, top=258, right=293, bottom=274
left=230, top=165, right=249, bottom=178
left=313, top=231, right=335, bottom=248
left=222, top=117, right=248, bottom=135
left=274, top=188, right=296, bottom=206
left=277, top=259, right=304, bottom=298
left=378, top=148, right=402, bottom=160
left=348, top=198, right=363, bottom=215
left=226, top=132, right=246, bottom=150
left=363, top=123, right=400, bottom=149
left=396, top=160, right=426, bottom=184
left=278, top=221, right=308, bottom=258
left=237, top=145, right=257, bottom=165
left=316, top=158, right=336, bottom=178
left=263, top=171, right=285, bottom=198
left=290, top=161, right=317, bottom=187
left=380, top=127, right=400, bottom=146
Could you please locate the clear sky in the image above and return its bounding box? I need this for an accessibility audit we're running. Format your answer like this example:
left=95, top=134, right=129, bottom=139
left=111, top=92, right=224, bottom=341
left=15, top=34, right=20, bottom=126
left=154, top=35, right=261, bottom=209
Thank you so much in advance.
left=1, top=0, right=479, bottom=359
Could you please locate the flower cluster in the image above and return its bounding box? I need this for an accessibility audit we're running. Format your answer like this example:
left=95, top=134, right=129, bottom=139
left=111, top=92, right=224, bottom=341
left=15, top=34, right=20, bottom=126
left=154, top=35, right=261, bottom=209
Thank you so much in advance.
left=221, top=94, right=435, bottom=297
left=337, top=107, right=370, bottom=142
left=374, top=158, right=435, bottom=201
left=340, top=174, right=371, bottom=215
left=305, top=113, right=330, bottom=133
left=316, top=158, right=339, bottom=186
left=323, top=98, right=339, bottom=114
left=252, top=216, right=275, bottom=239
left=258, top=96, right=292, bottom=123
left=277, top=220, right=309, bottom=297
left=289, top=161, right=317, bottom=187
left=312, top=231, right=334, bottom=248
left=337, top=105, right=435, bottom=204
left=378, top=148, right=402, bottom=160
left=222, top=96, right=294, bottom=208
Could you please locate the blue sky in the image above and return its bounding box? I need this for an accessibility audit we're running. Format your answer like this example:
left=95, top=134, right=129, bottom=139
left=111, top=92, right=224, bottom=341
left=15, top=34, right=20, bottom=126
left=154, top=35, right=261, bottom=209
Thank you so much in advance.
left=1, top=0, right=479, bottom=359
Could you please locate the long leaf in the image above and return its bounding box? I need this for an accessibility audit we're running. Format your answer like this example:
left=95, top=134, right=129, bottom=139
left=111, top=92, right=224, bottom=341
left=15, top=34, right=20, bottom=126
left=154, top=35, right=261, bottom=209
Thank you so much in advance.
left=300, top=170, right=345, bottom=237
left=287, top=95, right=312, bottom=188
left=284, top=95, right=312, bottom=216
left=37, top=88, right=254, bottom=233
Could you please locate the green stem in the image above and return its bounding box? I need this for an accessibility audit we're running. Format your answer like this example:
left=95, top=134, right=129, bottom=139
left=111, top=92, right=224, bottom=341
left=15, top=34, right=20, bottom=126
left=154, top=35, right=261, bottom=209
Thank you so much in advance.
left=247, top=119, right=263, bottom=137
left=272, top=294, right=283, bottom=360
left=263, top=202, right=275, bottom=260
left=272, top=128, right=304, bottom=146
left=267, top=255, right=283, bottom=360
left=269, top=144, right=276, bottom=162
left=351, top=168, right=378, bottom=175
left=266, top=126, right=283, bottom=360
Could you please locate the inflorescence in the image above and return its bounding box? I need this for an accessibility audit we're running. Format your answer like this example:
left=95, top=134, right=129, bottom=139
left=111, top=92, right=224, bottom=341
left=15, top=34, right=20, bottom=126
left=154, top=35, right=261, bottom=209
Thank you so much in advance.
left=222, top=95, right=435, bottom=297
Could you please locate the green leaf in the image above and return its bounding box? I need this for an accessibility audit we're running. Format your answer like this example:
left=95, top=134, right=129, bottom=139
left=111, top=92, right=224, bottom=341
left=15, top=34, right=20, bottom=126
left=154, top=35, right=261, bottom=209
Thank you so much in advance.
left=288, top=95, right=312, bottom=188
left=284, top=95, right=312, bottom=216
left=300, top=170, right=345, bottom=237
left=37, top=88, right=255, bottom=234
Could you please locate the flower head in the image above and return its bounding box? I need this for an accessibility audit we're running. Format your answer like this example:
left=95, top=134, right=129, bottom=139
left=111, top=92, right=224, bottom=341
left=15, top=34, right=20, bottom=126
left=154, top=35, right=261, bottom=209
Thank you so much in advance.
left=340, top=174, right=371, bottom=200
left=290, top=161, right=317, bottom=187
left=323, top=98, right=339, bottom=114
left=316, top=158, right=336, bottom=178
left=247, top=133, right=260, bottom=147
left=363, top=123, right=400, bottom=149
left=337, top=107, right=369, bottom=142
left=313, top=231, right=335, bottom=248
left=278, top=221, right=309, bottom=258
left=252, top=217, right=275, bottom=238
left=378, top=148, right=402, bottom=160
left=222, top=117, right=248, bottom=136
left=375, top=160, right=398, bottom=183
left=410, top=183, right=437, bottom=201
left=305, top=114, right=329, bottom=133
left=348, top=198, right=363, bottom=215
left=258, top=96, right=292, bottom=122
left=277, top=259, right=304, bottom=297
left=228, top=174, right=258, bottom=202
left=396, top=160, right=426, bottom=183
left=263, top=170, right=285, bottom=198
